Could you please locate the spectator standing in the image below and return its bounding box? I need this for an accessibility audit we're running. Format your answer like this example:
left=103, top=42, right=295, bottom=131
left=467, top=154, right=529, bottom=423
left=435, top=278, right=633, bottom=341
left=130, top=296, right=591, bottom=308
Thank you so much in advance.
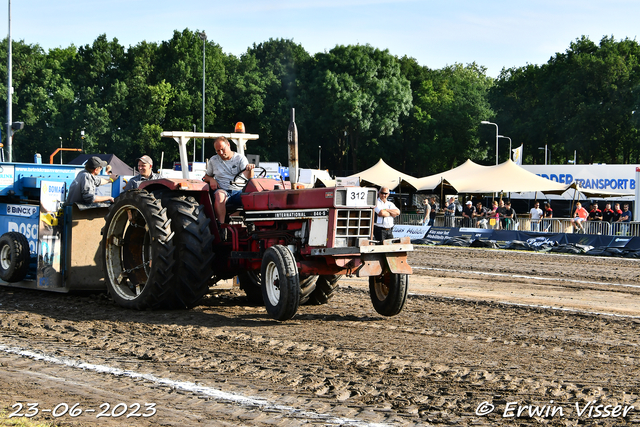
left=488, top=200, right=500, bottom=229
left=476, top=202, right=488, bottom=228
left=602, top=203, right=615, bottom=223
left=588, top=202, right=603, bottom=221
left=462, top=200, right=475, bottom=227
left=504, top=201, right=517, bottom=230
left=613, top=203, right=623, bottom=222
left=543, top=202, right=553, bottom=232
left=421, top=198, right=431, bottom=226
left=571, top=202, right=589, bottom=233
left=529, top=202, right=543, bottom=231
left=429, top=197, right=438, bottom=226
left=618, top=203, right=632, bottom=235
left=374, top=187, right=400, bottom=241
left=497, top=199, right=507, bottom=229
left=444, top=197, right=456, bottom=227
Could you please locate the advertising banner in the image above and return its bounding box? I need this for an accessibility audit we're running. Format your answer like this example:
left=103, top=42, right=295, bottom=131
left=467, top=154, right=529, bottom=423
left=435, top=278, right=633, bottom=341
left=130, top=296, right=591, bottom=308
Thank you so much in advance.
left=392, top=224, right=431, bottom=239
left=38, top=181, right=66, bottom=288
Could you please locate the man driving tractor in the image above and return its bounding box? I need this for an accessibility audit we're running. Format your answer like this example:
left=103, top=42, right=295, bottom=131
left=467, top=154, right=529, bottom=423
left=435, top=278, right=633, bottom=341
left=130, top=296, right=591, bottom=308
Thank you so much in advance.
left=202, top=136, right=255, bottom=229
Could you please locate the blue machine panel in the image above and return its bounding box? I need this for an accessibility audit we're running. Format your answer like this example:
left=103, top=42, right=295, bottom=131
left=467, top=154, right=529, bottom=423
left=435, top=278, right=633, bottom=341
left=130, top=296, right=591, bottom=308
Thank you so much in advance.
left=0, top=203, right=39, bottom=256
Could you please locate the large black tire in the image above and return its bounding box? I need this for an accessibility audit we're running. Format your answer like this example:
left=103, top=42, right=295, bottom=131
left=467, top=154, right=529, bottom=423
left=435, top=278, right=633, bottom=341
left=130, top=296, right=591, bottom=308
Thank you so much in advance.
left=369, top=273, right=408, bottom=317
left=298, top=275, right=318, bottom=305
left=306, top=274, right=341, bottom=305
left=157, top=192, right=214, bottom=308
left=0, top=232, right=31, bottom=282
left=102, top=190, right=177, bottom=310
left=261, top=245, right=300, bottom=321
left=239, top=271, right=263, bottom=304
left=242, top=272, right=315, bottom=305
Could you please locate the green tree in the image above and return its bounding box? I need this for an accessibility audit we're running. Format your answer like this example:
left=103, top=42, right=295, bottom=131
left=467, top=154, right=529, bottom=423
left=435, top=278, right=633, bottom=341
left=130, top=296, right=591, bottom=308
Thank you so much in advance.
left=303, top=44, right=412, bottom=174
left=492, top=36, right=640, bottom=164
left=410, top=63, right=494, bottom=173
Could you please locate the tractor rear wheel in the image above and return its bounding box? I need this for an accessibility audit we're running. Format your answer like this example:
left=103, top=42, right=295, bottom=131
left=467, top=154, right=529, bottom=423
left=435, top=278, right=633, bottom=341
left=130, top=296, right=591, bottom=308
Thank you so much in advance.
left=0, top=232, right=30, bottom=282
left=239, top=271, right=263, bottom=304
left=157, top=192, right=214, bottom=308
left=306, top=274, right=341, bottom=305
left=102, top=190, right=176, bottom=310
left=261, top=245, right=300, bottom=321
left=298, top=274, right=318, bottom=305
left=369, top=273, right=408, bottom=316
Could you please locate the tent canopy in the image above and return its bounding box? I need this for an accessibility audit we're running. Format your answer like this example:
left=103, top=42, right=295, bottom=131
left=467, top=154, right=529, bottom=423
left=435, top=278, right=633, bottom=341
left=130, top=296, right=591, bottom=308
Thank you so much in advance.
left=347, top=159, right=419, bottom=191
left=69, top=154, right=134, bottom=176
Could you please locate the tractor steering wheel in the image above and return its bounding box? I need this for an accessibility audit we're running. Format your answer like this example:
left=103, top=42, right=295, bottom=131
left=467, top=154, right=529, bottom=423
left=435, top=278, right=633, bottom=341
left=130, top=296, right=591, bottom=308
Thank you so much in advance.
left=230, top=166, right=267, bottom=188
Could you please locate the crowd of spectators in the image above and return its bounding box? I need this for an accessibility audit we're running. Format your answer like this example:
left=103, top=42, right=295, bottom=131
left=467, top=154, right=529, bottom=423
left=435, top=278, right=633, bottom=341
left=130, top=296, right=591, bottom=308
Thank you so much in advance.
left=417, top=196, right=634, bottom=235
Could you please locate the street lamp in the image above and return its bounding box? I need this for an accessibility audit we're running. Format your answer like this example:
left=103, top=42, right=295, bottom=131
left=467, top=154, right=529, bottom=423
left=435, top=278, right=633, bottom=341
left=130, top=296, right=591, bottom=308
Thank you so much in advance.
left=537, top=145, right=551, bottom=165
left=198, top=31, right=207, bottom=161
left=7, top=0, right=13, bottom=161
left=498, top=135, right=512, bottom=161
left=318, top=145, right=321, bottom=169
left=481, top=121, right=499, bottom=164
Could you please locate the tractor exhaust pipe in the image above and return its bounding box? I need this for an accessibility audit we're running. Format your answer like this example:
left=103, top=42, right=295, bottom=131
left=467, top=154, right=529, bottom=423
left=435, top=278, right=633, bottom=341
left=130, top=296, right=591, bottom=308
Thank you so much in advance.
left=287, top=108, right=298, bottom=185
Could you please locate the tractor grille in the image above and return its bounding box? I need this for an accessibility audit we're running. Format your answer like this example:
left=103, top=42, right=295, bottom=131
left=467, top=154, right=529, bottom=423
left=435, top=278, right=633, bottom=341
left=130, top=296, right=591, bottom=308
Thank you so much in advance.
left=335, top=209, right=373, bottom=247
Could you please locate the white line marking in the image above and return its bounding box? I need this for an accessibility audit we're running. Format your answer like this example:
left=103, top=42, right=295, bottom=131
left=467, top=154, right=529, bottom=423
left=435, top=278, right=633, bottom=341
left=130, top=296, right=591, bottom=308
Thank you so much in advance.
left=0, top=344, right=388, bottom=427
left=414, top=266, right=640, bottom=289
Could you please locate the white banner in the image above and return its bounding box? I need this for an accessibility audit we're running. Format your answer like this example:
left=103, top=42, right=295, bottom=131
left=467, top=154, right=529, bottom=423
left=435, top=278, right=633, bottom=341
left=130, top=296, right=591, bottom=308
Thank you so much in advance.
left=392, top=224, right=430, bottom=239
left=512, top=144, right=523, bottom=165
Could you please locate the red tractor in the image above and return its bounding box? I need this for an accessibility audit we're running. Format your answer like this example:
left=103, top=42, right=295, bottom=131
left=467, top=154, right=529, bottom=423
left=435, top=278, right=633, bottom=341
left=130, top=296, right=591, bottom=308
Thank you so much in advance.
left=101, top=118, right=413, bottom=321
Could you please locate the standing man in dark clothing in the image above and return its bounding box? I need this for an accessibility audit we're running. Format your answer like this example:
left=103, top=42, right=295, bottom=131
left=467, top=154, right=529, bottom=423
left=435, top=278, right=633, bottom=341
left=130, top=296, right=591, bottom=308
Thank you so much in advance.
left=588, top=202, right=603, bottom=221
left=602, top=203, right=615, bottom=223
left=462, top=201, right=476, bottom=227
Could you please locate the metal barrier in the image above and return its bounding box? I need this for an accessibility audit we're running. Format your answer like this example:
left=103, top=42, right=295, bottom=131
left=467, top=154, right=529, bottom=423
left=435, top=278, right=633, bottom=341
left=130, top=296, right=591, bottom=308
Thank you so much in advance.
left=396, top=213, right=424, bottom=225
left=394, top=213, right=640, bottom=237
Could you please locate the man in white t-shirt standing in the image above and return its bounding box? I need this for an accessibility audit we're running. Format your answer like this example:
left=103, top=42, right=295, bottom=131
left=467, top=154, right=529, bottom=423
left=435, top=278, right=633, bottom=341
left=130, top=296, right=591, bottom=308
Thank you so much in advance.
left=529, top=202, right=543, bottom=231
left=203, top=136, right=255, bottom=226
left=374, top=187, right=400, bottom=241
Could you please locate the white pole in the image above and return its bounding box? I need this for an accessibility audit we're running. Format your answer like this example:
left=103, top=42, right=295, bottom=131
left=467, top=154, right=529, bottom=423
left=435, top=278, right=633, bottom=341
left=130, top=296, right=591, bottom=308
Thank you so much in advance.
left=7, top=0, right=12, bottom=162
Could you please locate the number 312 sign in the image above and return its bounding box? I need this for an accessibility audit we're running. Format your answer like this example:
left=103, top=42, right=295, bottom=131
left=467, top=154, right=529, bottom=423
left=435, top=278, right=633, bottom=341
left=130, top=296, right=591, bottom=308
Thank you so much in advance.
left=346, top=188, right=367, bottom=207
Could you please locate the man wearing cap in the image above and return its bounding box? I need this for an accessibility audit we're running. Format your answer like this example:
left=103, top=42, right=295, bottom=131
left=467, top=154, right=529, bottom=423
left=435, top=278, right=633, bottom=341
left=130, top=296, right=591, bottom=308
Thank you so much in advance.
left=462, top=200, right=475, bottom=228
left=124, top=155, right=159, bottom=191
left=374, top=187, right=399, bottom=242
left=66, top=156, right=115, bottom=206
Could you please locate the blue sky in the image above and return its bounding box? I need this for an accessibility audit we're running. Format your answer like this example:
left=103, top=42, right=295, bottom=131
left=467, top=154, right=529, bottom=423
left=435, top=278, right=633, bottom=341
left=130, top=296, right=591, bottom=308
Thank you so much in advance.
left=2, top=0, right=639, bottom=77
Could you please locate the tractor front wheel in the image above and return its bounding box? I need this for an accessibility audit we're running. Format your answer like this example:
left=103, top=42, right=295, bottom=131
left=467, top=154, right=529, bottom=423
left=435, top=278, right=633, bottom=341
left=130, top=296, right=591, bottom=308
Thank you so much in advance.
left=369, top=273, right=408, bottom=316
left=261, top=245, right=300, bottom=321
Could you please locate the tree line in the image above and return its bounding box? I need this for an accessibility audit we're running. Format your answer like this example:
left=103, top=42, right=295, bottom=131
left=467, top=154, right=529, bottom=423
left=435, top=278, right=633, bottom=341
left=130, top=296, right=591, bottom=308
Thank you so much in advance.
left=1, top=30, right=639, bottom=177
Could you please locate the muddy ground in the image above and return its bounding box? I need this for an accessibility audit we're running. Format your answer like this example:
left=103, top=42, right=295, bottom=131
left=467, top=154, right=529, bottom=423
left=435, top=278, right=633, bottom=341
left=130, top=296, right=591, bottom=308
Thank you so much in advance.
left=1, top=245, right=640, bottom=426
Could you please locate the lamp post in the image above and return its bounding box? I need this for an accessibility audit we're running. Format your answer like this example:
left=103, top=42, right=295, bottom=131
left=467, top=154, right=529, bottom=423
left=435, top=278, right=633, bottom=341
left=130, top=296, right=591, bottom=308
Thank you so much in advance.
left=481, top=121, right=499, bottom=164
left=198, top=31, right=207, bottom=161
left=498, top=135, right=512, bottom=161
left=537, top=145, right=550, bottom=165
left=318, top=145, right=321, bottom=169
left=7, top=0, right=13, bottom=162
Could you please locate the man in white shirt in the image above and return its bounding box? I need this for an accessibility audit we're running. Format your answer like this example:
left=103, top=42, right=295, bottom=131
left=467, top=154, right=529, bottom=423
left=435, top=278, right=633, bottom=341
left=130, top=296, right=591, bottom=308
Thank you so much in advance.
left=203, top=136, right=255, bottom=226
left=529, top=202, right=543, bottom=231
left=374, top=187, right=400, bottom=241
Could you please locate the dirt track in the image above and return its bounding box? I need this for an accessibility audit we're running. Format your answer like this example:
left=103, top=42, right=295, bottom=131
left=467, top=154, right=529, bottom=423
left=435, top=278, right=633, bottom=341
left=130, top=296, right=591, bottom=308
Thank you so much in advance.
left=1, top=246, right=640, bottom=426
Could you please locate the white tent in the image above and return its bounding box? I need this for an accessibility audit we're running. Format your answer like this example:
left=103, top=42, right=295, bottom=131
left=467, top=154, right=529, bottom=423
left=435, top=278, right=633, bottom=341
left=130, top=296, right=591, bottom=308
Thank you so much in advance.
left=347, top=159, right=419, bottom=191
